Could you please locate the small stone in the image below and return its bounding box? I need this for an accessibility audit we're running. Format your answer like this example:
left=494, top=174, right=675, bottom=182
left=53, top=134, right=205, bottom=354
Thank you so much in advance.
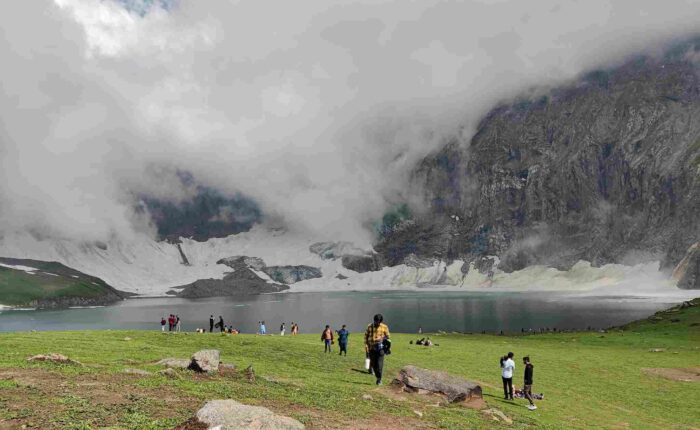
left=413, top=410, right=423, bottom=418
left=159, top=368, right=177, bottom=378
left=245, top=364, right=255, bottom=382
left=157, top=358, right=191, bottom=369
left=649, top=348, right=666, bottom=353
left=123, top=368, right=151, bottom=376
left=362, top=394, right=373, bottom=401
left=123, top=337, right=132, bottom=341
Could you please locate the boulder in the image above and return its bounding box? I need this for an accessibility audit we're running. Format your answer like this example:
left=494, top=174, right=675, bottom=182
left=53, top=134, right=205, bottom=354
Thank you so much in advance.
left=341, top=254, right=383, bottom=273
left=196, top=400, right=305, bottom=430
left=392, top=365, right=482, bottom=403
left=27, top=353, right=81, bottom=366
left=189, top=349, right=221, bottom=373
left=157, top=358, right=191, bottom=369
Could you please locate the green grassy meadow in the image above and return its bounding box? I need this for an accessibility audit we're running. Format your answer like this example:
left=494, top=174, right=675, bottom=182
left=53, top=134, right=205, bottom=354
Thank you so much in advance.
left=0, top=299, right=698, bottom=430
left=0, top=261, right=116, bottom=306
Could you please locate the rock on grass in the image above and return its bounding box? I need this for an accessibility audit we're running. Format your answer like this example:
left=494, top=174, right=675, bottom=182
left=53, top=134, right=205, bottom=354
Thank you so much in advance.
left=196, top=399, right=305, bottom=430
left=27, top=353, right=82, bottom=366
left=189, top=349, right=220, bottom=373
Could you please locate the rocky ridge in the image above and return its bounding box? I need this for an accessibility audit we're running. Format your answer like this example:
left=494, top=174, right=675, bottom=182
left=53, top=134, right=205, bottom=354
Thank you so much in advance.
left=376, top=45, right=700, bottom=286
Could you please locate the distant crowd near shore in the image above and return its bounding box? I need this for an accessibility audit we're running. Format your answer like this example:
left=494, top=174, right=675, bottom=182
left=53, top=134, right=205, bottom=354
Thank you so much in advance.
left=157, top=313, right=541, bottom=411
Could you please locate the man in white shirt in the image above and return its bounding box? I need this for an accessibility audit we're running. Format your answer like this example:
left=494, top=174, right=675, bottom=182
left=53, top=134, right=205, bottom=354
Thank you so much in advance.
left=501, top=352, right=515, bottom=400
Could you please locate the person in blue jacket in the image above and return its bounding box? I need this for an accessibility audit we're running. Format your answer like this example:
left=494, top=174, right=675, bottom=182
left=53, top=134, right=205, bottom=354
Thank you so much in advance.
left=336, top=325, right=349, bottom=356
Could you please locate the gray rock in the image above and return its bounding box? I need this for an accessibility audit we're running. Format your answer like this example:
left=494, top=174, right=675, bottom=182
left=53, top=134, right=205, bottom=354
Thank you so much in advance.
left=217, top=256, right=266, bottom=271
left=402, top=254, right=435, bottom=269
left=392, top=365, right=482, bottom=403
left=262, top=265, right=322, bottom=284
left=196, top=399, right=305, bottom=430
left=157, top=358, right=191, bottom=369
left=189, top=349, right=221, bottom=373
left=174, top=273, right=288, bottom=298
left=122, top=368, right=152, bottom=376
left=341, top=254, right=384, bottom=273
left=672, top=242, right=700, bottom=289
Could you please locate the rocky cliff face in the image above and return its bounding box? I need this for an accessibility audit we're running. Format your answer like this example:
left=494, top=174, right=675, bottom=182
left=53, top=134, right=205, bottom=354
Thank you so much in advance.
left=378, top=47, right=700, bottom=278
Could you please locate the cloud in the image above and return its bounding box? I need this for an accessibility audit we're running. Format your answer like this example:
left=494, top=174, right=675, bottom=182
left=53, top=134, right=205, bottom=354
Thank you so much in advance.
left=1, top=0, right=700, bottom=246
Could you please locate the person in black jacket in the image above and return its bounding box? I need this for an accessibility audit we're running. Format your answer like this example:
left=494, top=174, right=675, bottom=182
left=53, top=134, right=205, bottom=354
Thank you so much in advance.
left=209, top=315, right=214, bottom=333
left=523, top=356, right=537, bottom=410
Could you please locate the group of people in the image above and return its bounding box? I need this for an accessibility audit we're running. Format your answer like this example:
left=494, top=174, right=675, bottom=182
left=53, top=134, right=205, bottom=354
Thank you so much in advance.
left=316, top=315, right=391, bottom=387
left=160, top=314, right=181, bottom=332
left=500, top=352, right=537, bottom=410
left=320, top=324, right=349, bottom=355
left=206, top=315, right=239, bottom=334
left=158, top=312, right=538, bottom=410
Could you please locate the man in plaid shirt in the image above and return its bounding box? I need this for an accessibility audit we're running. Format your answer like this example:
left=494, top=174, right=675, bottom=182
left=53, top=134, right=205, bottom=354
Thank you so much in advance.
left=364, top=314, right=391, bottom=385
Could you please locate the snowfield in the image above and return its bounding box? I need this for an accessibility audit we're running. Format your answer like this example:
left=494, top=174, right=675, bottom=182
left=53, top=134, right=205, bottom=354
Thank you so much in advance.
left=0, top=225, right=692, bottom=300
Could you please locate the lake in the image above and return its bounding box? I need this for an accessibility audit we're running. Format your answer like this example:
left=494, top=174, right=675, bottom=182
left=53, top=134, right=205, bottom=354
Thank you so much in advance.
left=0, top=291, right=679, bottom=334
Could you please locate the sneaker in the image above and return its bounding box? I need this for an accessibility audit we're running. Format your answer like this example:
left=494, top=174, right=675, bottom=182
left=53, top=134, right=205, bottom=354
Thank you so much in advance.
left=376, top=379, right=382, bottom=385
left=528, top=405, right=537, bottom=411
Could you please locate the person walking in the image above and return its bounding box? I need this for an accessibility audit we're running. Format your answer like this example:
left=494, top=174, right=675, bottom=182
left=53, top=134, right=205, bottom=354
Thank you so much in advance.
left=280, top=323, right=286, bottom=336
left=336, top=325, right=349, bottom=356
left=218, top=316, right=225, bottom=333
left=160, top=316, right=166, bottom=332
left=209, top=315, right=214, bottom=333
left=364, top=314, right=390, bottom=385
left=321, top=325, right=333, bottom=353
left=175, top=315, right=181, bottom=333
left=522, top=356, right=537, bottom=410
left=501, top=352, right=515, bottom=400
left=168, top=314, right=173, bottom=332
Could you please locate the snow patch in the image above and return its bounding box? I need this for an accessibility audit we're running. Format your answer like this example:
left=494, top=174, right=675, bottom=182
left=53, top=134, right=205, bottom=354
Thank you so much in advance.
left=0, top=263, right=39, bottom=273
left=0, top=224, right=690, bottom=300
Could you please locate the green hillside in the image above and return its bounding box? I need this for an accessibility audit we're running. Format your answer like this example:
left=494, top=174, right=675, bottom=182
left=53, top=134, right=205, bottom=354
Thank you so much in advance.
left=0, top=258, right=125, bottom=307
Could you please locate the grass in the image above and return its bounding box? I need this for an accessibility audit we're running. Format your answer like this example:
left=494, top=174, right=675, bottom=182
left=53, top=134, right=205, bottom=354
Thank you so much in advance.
left=0, top=299, right=698, bottom=429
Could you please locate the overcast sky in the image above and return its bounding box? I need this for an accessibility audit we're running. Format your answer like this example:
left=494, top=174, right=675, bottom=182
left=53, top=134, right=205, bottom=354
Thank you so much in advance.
left=1, top=0, right=699, bottom=245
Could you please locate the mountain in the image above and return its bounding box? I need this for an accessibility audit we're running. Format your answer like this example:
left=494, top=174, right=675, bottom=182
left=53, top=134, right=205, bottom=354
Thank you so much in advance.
left=377, top=43, right=700, bottom=285
left=1, top=43, right=699, bottom=294
left=0, top=257, right=128, bottom=308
